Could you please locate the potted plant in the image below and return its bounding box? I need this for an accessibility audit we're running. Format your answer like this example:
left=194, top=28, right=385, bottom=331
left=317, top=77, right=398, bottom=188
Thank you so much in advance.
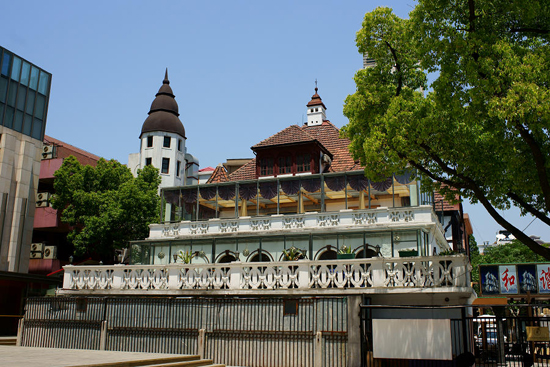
left=337, top=245, right=355, bottom=259
left=177, top=250, right=196, bottom=264
left=398, top=248, right=418, bottom=257
left=282, top=247, right=304, bottom=261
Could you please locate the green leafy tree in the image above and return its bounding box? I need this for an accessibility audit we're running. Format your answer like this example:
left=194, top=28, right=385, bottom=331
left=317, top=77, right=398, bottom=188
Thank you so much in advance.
left=483, top=239, right=547, bottom=264
left=469, top=235, right=482, bottom=289
left=52, top=156, right=161, bottom=261
left=342, top=2, right=550, bottom=258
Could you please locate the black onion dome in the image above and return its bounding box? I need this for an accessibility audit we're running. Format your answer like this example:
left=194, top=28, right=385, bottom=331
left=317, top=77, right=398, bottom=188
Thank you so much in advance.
left=140, top=69, right=186, bottom=138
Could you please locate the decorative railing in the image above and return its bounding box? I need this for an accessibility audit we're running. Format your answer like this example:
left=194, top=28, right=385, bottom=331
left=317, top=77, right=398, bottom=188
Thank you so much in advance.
left=150, top=205, right=441, bottom=240
left=61, top=255, right=469, bottom=295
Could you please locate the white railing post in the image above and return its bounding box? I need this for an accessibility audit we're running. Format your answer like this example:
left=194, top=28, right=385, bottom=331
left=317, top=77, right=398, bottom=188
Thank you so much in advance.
left=167, top=266, right=180, bottom=290
left=111, top=267, right=125, bottom=290
left=63, top=266, right=73, bottom=289
left=370, top=259, right=386, bottom=287
left=297, top=262, right=309, bottom=289
left=229, top=264, right=242, bottom=290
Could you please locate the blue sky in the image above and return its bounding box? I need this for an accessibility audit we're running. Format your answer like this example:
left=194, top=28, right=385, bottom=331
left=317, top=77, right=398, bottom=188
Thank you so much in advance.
left=2, top=0, right=548, bottom=245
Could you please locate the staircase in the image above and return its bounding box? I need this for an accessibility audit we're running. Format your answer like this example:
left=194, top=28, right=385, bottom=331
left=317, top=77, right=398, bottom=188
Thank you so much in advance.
left=73, top=355, right=225, bottom=367
left=0, top=337, right=17, bottom=346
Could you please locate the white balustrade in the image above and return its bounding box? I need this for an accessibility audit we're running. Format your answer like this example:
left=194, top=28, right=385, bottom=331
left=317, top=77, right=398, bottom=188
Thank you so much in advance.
left=149, top=206, right=439, bottom=239
left=61, top=255, right=469, bottom=294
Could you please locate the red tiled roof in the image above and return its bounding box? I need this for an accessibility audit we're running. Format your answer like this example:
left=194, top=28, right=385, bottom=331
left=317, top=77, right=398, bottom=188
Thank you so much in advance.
left=208, top=119, right=361, bottom=183
left=228, top=158, right=257, bottom=181
left=44, top=135, right=101, bottom=166
left=206, top=165, right=229, bottom=184
left=251, top=125, right=317, bottom=150
left=302, top=121, right=358, bottom=172
left=199, top=166, right=215, bottom=172
left=433, top=191, right=461, bottom=211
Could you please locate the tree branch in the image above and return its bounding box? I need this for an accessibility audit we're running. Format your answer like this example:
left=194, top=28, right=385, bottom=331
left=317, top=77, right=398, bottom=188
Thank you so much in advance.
left=400, top=145, right=550, bottom=258
left=515, top=122, right=550, bottom=210
left=507, top=191, right=550, bottom=227
left=510, top=27, right=550, bottom=35
left=385, top=41, right=402, bottom=96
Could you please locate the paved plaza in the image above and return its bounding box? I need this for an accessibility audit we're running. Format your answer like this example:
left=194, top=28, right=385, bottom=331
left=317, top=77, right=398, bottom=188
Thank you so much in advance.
left=0, top=345, right=201, bottom=367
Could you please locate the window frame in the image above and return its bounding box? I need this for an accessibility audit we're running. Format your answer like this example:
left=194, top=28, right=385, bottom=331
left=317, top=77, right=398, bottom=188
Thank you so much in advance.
left=161, top=157, right=170, bottom=174
left=146, top=136, right=153, bottom=148
left=163, top=136, right=171, bottom=148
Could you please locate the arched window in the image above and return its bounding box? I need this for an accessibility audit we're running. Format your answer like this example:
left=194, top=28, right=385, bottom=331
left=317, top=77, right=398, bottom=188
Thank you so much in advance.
left=215, top=250, right=239, bottom=263
left=247, top=249, right=273, bottom=262
left=315, top=245, right=337, bottom=260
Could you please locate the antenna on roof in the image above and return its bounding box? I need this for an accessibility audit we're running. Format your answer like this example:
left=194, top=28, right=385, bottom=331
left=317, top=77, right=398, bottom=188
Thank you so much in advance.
left=302, top=113, right=305, bottom=125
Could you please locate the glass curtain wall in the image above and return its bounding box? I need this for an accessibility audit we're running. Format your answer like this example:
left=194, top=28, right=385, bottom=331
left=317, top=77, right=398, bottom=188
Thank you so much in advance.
left=161, top=170, right=419, bottom=222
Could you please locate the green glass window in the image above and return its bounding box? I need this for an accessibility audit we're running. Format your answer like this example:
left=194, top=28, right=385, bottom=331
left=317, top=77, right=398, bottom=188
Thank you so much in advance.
left=4, top=106, right=14, bottom=128
left=20, top=61, right=30, bottom=86
left=35, top=93, right=45, bottom=119
left=0, top=104, right=4, bottom=126
left=14, top=110, right=23, bottom=132
left=0, top=77, right=7, bottom=103
left=23, top=114, right=32, bottom=135
left=31, top=118, right=42, bottom=140
left=11, top=57, right=21, bottom=81
left=25, top=90, right=35, bottom=114
left=38, top=71, right=49, bottom=95
left=7, top=82, right=17, bottom=107
left=17, top=86, right=26, bottom=111
left=29, top=66, right=39, bottom=90
left=1, top=52, right=10, bottom=76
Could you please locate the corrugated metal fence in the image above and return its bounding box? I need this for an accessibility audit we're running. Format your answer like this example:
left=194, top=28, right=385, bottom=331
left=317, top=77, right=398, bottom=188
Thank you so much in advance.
left=20, top=296, right=348, bottom=367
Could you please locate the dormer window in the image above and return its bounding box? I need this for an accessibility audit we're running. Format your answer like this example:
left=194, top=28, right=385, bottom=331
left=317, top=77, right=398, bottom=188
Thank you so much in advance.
left=278, top=156, right=292, bottom=174
left=297, top=154, right=311, bottom=173
left=260, top=158, right=274, bottom=176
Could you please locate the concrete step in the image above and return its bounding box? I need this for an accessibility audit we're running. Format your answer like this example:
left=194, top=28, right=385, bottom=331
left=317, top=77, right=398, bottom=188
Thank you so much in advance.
left=149, top=360, right=218, bottom=367
left=77, top=355, right=202, bottom=367
left=76, top=356, right=225, bottom=367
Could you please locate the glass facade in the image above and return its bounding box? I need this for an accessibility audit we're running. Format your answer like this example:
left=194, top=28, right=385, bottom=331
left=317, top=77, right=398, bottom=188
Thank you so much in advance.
left=161, top=170, right=426, bottom=222
left=0, top=46, right=51, bottom=141
left=130, top=229, right=427, bottom=265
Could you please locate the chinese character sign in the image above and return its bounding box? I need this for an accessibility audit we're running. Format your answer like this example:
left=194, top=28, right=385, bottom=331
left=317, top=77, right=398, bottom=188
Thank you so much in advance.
left=538, top=265, right=550, bottom=294
left=499, top=266, right=518, bottom=294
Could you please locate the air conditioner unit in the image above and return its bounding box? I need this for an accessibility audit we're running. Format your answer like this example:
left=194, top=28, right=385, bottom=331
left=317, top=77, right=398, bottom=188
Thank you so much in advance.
left=36, top=192, right=51, bottom=207
left=31, top=243, right=44, bottom=252
left=42, top=145, right=56, bottom=160
left=43, top=246, right=57, bottom=260
left=30, top=251, right=43, bottom=259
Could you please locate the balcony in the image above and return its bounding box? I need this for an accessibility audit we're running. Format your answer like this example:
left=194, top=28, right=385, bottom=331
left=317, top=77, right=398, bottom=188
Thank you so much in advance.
left=150, top=205, right=445, bottom=241
left=59, top=255, right=470, bottom=296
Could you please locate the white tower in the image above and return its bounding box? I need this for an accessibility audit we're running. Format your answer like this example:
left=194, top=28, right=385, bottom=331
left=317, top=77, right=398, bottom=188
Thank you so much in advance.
left=306, top=85, right=327, bottom=126
left=128, top=70, right=199, bottom=189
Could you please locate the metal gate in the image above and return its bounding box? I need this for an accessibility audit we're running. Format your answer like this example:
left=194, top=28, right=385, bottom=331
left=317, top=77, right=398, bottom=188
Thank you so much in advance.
left=469, top=315, right=550, bottom=367
left=360, top=303, right=550, bottom=367
left=20, top=296, right=348, bottom=367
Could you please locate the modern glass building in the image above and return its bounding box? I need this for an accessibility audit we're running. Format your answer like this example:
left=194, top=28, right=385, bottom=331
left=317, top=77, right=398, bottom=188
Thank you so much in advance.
left=0, top=46, right=51, bottom=141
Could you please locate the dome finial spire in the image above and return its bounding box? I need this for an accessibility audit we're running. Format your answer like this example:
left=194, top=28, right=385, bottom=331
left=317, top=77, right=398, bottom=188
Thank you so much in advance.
left=315, top=78, right=318, bottom=93
left=163, top=68, right=169, bottom=84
